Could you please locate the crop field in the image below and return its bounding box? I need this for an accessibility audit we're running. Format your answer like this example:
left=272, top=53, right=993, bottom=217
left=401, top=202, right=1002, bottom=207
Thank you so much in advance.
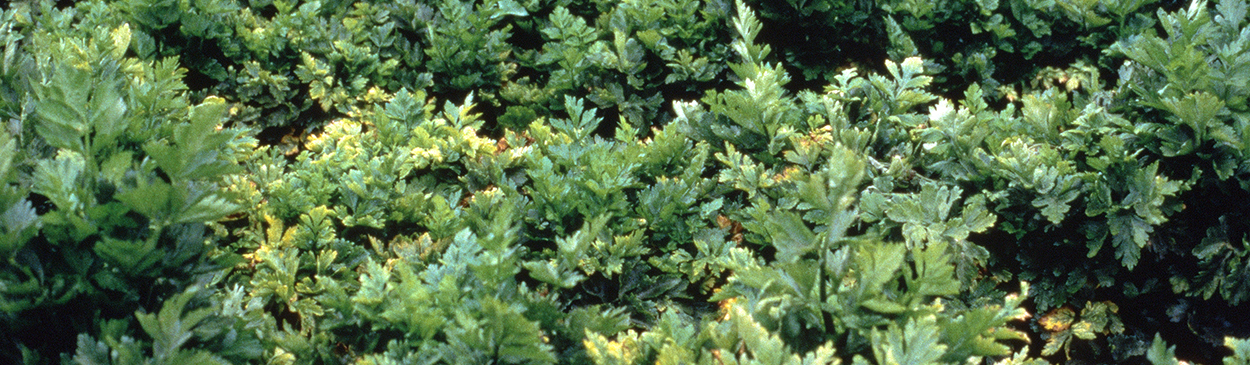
left=3, top=0, right=1250, bottom=364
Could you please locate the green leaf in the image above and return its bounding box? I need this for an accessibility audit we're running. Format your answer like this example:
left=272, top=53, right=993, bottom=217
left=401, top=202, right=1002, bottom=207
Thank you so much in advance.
left=86, top=72, right=128, bottom=155
left=862, top=298, right=909, bottom=314
left=726, top=304, right=801, bottom=365
left=884, top=16, right=919, bottom=60
left=1041, top=330, right=1072, bottom=357
left=165, top=350, right=230, bottom=365
left=446, top=296, right=556, bottom=364
left=136, top=288, right=215, bottom=362
left=0, top=198, right=40, bottom=256
left=176, top=192, right=239, bottom=224
left=492, top=0, right=529, bottom=19
left=1109, top=214, right=1152, bottom=269
left=1160, top=92, right=1224, bottom=145
left=146, top=96, right=240, bottom=181
left=881, top=57, right=937, bottom=113
left=584, top=330, right=641, bottom=365
left=872, top=316, right=947, bottom=365
left=749, top=209, right=817, bottom=263
left=1071, top=321, right=1097, bottom=340
left=550, top=95, right=601, bottom=141
left=1146, top=333, right=1179, bottom=365
left=94, top=236, right=161, bottom=275
left=34, top=65, right=91, bottom=154
left=859, top=242, right=906, bottom=291
left=961, top=195, right=997, bottom=233
left=566, top=305, right=632, bottom=339
left=909, top=241, right=960, bottom=297
left=523, top=259, right=585, bottom=289
left=730, top=0, right=769, bottom=65
left=72, top=334, right=111, bottom=365
left=115, top=178, right=175, bottom=222
left=939, top=298, right=1030, bottom=361
left=352, top=258, right=390, bottom=307
left=100, top=151, right=134, bottom=185
left=0, top=133, right=15, bottom=182
left=32, top=152, right=87, bottom=213
left=1033, top=188, right=1080, bottom=224
left=1227, top=336, right=1250, bottom=365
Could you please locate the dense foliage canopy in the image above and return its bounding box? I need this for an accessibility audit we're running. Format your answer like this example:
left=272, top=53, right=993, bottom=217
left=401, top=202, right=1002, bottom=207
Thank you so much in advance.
left=3, top=0, right=1250, bottom=363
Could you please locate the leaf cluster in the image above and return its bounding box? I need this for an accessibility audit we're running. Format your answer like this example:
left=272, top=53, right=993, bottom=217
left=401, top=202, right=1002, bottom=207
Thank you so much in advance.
left=8, top=0, right=1250, bottom=364
left=0, top=7, right=257, bottom=363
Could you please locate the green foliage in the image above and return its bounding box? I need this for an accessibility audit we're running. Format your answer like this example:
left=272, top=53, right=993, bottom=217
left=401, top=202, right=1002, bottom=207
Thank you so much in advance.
left=0, top=7, right=253, bottom=362
left=94, top=0, right=734, bottom=136
left=72, top=286, right=265, bottom=365
left=1037, top=301, right=1125, bottom=359
left=746, top=0, right=1162, bottom=94
left=1148, top=334, right=1250, bottom=365
left=8, top=0, right=1250, bottom=364
left=1106, top=0, right=1250, bottom=308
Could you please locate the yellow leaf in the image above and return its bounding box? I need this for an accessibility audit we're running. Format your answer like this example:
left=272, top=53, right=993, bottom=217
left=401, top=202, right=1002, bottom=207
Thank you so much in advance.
left=1039, top=307, right=1075, bottom=332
